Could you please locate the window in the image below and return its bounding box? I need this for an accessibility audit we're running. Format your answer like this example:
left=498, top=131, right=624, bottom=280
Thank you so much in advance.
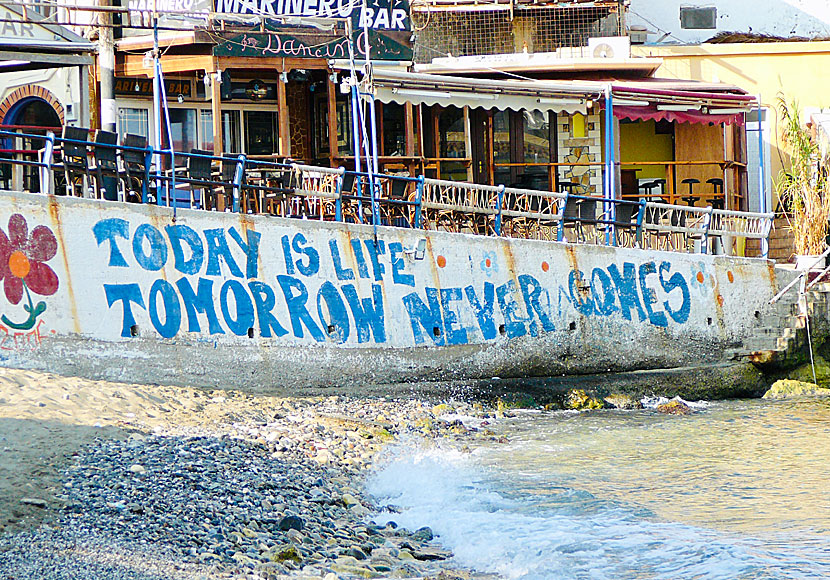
left=244, top=111, right=278, bottom=156
left=164, top=109, right=197, bottom=153
left=438, top=106, right=467, bottom=181
left=199, top=110, right=214, bottom=152
left=117, top=107, right=149, bottom=139
left=680, top=7, right=717, bottom=30
left=222, top=111, right=241, bottom=154
left=383, top=103, right=406, bottom=156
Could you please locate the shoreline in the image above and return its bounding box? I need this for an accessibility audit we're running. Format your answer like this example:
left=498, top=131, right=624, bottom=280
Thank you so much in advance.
left=0, top=367, right=505, bottom=579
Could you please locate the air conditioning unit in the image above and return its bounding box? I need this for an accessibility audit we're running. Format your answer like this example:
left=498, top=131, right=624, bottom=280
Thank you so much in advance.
left=588, top=36, right=631, bottom=59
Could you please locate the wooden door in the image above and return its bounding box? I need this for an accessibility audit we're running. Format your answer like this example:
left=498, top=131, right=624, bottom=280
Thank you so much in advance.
left=470, top=108, right=490, bottom=184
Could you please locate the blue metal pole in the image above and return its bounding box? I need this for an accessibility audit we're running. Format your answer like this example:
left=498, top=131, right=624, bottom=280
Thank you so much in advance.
left=604, top=86, right=615, bottom=246
left=350, top=84, right=363, bottom=223
left=757, top=96, right=769, bottom=258
left=152, top=12, right=163, bottom=206
left=414, top=175, right=424, bottom=228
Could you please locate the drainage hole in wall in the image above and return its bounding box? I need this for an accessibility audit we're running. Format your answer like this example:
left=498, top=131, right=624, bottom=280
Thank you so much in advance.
left=433, top=327, right=441, bottom=338
left=707, top=317, right=713, bottom=326
left=754, top=310, right=761, bottom=319
left=327, top=324, right=336, bottom=335
left=247, top=327, right=255, bottom=338
left=498, top=324, right=506, bottom=335
left=569, top=321, right=577, bottom=331
left=130, top=324, right=139, bottom=337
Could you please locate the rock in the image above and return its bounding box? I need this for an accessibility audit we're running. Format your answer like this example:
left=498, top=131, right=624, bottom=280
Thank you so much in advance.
left=763, top=379, right=830, bottom=399
left=412, top=546, right=450, bottom=561
left=603, top=394, right=643, bottom=410
left=345, top=546, right=367, bottom=560
left=340, top=493, right=360, bottom=508
left=128, top=464, right=146, bottom=474
left=656, top=399, right=693, bottom=415
left=263, top=544, right=302, bottom=564
left=19, top=498, right=47, bottom=508
left=410, top=526, right=433, bottom=542
left=277, top=515, right=304, bottom=532
left=564, top=389, right=605, bottom=411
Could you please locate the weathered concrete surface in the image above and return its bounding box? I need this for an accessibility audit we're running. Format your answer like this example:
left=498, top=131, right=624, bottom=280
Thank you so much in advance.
left=0, top=191, right=784, bottom=393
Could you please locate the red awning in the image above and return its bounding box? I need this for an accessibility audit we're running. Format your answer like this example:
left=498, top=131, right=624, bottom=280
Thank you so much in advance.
left=613, top=105, right=745, bottom=126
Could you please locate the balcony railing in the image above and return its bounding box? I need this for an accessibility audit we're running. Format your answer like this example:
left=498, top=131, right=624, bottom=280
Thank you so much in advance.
left=0, top=129, right=773, bottom=257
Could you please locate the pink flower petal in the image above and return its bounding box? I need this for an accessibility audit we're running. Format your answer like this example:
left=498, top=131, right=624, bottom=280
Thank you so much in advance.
left=4, top=275, right=23, bottom=305
left=7, top=214, right=27, bottom=249
left=24, top=261, right=58, bottom=297
left=0, top=228, right=10, bottom=279
left=26, top=225, right=57, bottom=262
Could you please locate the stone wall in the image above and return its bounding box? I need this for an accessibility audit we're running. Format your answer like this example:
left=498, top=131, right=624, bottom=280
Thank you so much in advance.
left=0, top=191, right=784, bottom=391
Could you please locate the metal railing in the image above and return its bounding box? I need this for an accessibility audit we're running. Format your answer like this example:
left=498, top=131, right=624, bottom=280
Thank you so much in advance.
left=0, top=129, right=773, bottom=257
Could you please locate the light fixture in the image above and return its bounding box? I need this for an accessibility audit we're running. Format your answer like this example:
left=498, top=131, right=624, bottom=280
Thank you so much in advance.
left=392, top=88, right=452, bottom=99
left=177, top=94, right=184, bottom=103
left=536, top=97, right=584, bottom=106
left=613, top=98, right=650, bottom=107
left=0, top=60, right=29, bottom=68
left=708, top=108, right=748, bottom=114
left=656, top=104, right=700, bottom=111
left=457, top=92, right=499, bottom=100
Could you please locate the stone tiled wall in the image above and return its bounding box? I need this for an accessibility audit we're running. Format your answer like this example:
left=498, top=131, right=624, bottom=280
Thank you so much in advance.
left=556, top=112, right=603, bottom=195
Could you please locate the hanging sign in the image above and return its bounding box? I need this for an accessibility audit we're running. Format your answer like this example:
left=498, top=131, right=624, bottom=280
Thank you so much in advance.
left=212, top=0, right=412, bottom=60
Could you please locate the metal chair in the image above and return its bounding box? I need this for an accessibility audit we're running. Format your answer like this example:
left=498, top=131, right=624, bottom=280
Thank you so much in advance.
left=58, top=126, right=91, bottom=197
left=161, top=149, right=212, bottom=209
left=121, top=134, right=151, bottom=203
left=91, top=130, right=119, bottom=201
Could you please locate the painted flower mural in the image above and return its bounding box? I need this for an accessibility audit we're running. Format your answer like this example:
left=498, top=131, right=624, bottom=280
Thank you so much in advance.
left=0, top=214, right=59, bottom=330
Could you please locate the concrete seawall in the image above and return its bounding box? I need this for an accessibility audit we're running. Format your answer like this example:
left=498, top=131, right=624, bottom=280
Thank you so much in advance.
left=0, top=191, right=783, bottom=392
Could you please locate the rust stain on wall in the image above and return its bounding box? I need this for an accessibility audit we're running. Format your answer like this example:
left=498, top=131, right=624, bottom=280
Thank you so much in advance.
left=46, top=198, right=81, bottom=335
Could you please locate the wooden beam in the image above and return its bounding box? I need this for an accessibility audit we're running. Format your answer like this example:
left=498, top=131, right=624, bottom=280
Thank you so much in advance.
left=404, top=102, right=415, bottom=157
left=118, top=53, right=214, bottom=77
left=327, top=74, right=338, bottom=166
left=278, top=75, right=291, bottom=157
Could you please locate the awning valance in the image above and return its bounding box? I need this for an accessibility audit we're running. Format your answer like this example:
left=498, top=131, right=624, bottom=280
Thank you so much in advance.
left=365, top=69, right=600, bottom=115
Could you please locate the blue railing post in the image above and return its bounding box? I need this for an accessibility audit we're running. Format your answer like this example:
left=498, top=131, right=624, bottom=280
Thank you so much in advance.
left=415, top=175, right=424, bottom=228
left=635, top=199, right=647, bottom=247
left=557, top=193, right=570, bottom=242
left=335, top=167, right=345, bottom=222
left=232, top=154, right=246, bottom=214
left=495, top=184, right=505, bottom=236
left=38, top=131, right=55, bottom=195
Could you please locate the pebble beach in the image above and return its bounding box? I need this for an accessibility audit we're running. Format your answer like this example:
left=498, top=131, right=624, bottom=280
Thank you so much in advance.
left=0, top=367, right=503, bottom=580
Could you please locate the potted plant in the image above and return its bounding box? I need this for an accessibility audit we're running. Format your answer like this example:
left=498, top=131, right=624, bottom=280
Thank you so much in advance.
left=776, top=96, right=830, bottom=268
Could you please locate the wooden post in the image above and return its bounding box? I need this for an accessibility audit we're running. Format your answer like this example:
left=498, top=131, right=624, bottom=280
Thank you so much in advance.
left=464, top=106, right=473, bottom=181
left=277, top=73, right=291, bottom=157
left=487, top=110, right=495, bottom=185
left=210, top=60, right=223, bottom=157
left=327, top=74, right=338, bottom=167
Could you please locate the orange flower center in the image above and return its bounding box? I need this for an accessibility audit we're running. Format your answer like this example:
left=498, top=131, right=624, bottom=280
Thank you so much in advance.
left=8, top=251, right=30, bottom=279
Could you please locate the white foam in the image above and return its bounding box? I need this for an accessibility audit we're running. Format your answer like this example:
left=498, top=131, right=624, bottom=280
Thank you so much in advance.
left=366, top=440, right=825, bottom=579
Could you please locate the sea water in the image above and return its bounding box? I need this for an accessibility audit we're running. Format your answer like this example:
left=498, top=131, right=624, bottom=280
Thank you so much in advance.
left=366, top=397, right=830, bottom=579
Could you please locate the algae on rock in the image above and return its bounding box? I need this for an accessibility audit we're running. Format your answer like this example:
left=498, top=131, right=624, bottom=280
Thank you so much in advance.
left=763, top=379, right=830, bottom=399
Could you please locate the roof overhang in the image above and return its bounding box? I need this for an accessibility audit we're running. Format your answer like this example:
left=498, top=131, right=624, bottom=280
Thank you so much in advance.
left=0, top=3, right=96, bottom=71
left=341, top=68, right=756, bottom=123
left=417, top=53, right=663, bottom=78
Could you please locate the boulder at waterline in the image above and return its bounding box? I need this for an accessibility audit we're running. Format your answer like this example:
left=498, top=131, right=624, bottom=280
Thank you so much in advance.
left=763, top=379, right=830, bottom=399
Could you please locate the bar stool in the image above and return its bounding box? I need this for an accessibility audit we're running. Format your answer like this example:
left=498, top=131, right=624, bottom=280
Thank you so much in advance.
left=639, top=179, right=666, bottom=201
left=707, top=178, right=725, bottom=209
left=681, top=178, right=700, bottom=206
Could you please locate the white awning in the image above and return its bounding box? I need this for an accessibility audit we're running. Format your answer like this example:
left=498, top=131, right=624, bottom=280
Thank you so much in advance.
left=363, top=70, right=601, bottom=115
